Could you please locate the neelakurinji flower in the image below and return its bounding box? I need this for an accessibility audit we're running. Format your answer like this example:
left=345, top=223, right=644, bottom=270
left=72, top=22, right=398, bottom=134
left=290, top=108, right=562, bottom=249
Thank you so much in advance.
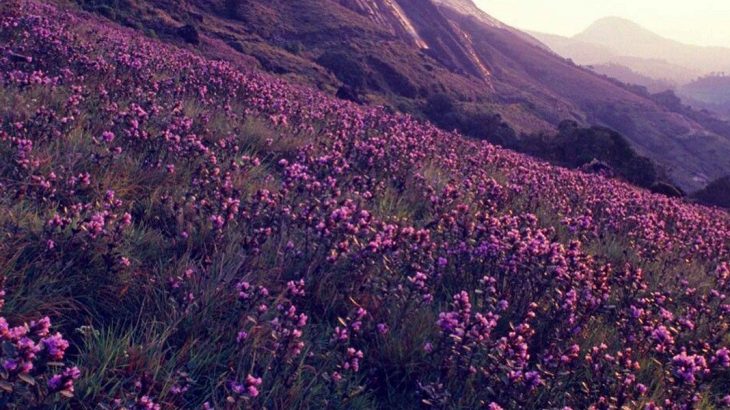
left=1, top=2, right=729, bottom=408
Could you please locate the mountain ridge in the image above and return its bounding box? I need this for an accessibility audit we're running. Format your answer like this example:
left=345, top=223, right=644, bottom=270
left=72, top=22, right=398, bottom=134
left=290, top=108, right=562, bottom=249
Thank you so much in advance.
left=533, top=16, right=730, bottom=81
left=70, top=0, right=730, bottom=190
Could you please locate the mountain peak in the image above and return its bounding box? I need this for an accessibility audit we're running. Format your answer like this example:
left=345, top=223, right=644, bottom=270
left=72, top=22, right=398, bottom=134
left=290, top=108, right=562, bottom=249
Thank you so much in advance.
left=574, top=16, right=671, bottom=49
left=578, top=16, right=657, bottom=39
left=590, top=16, right=643, bottom=28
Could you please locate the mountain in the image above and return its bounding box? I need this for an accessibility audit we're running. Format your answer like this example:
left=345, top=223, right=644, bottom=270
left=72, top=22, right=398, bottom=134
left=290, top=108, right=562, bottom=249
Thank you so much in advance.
left=531, top=17, right=730, bottom=88
left=575, top=17, right=730, bottom=74
left=531, top=17, right=730, bottom=128
left=589, top=63, right=675, bottom=93
left=530, top=26, right=706, bottom=85
left=71, top=0, right=730, bottom=190
left=680, top=75, right=730, bottom=116
left=525, top=31, right=619, bottom=64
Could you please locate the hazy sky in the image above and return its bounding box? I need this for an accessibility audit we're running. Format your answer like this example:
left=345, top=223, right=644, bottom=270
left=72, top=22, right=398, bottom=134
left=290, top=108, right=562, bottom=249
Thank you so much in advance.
left=473, top=0, right=730, bottom=47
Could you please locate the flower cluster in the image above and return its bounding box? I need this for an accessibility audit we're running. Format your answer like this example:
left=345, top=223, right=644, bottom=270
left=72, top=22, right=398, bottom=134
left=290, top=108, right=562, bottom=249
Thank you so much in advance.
left=228, top=374, right=263, bottom=402
left=0, top=281, right=78, bottom=405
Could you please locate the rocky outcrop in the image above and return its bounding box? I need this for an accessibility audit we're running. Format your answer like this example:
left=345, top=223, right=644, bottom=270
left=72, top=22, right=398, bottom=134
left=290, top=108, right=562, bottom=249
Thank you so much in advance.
left=338, top=0, right=488, bottom=79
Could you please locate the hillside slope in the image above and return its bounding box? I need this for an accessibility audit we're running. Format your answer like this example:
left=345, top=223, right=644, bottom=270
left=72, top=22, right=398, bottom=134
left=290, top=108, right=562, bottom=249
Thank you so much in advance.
left=73, top=0, right=730, bottom=191
left=1, top=1, right=729, bottom=408
left=435, top=4, right=730, bottom=190
left=679, top=75, right=730, bottom=118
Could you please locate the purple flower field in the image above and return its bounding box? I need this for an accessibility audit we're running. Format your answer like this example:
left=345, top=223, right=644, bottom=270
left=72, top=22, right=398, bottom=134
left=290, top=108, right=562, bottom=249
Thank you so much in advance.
left=0, top=1, right=728, bottom=408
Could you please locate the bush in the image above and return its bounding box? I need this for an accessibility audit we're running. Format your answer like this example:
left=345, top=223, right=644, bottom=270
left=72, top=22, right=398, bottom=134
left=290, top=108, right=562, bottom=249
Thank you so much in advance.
left=177, top=24, right=200, bottom=45
left=74, top=0, right=130, bottom=18
left=425, top=93, right=455, bottom=116
left=651, top=90, right=683, bottom=112
left=368, top=57, right=418, bottom=98
left=694, top=176, right=730, bottom=208
left=650, top=181, right=684, bottom=198
left=336, top=85, right=361, bottom=104
left=623, top=156, right=658, bottom=187
left=423, top=93, right=516, bottom=145
left=93, top=4, right=115, bottom=19
left=316, top=51, right=366, bottom=89
left=518, top=123, right=666, bottom=189
left=283, top=41, right=304, bottom=55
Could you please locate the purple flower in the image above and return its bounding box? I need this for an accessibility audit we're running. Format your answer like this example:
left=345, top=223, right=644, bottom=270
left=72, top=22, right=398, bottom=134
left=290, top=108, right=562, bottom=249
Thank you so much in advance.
left=713, top=347, right=730, bottom=368
left=671, top=351, right=709, bottom=384
left=230, top=373, right=263, bottom=399
left=524, top=371, right=542, bottom=388
left=47, top=366, right=80, bottom=393
left=30, top=317, right=51, bottom=337
left=4, top=359, right=19, bottom=372
left=245, top=374, right=262, bottom=397
left=286, top=279, right=305, bottom=297
left=43, top=332, right=70, bottom=360
left=101, top=131, right=115, bottom=143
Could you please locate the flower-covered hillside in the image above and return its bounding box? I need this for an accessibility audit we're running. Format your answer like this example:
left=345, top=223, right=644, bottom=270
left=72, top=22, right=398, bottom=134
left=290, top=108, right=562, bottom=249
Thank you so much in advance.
left=0, top=1, right=729, bottom=408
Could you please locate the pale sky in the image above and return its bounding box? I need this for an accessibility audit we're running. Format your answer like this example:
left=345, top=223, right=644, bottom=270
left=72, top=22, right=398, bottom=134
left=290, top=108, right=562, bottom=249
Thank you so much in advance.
left=473, top=0, right=730, bottom=47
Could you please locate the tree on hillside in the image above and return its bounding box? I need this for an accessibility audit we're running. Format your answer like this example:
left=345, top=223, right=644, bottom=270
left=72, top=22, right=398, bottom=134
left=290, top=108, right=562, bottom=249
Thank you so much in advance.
left=694, top=176, right=730, bottom=208
left=423, top=93, right=517, bottom=146
left=316, top=51, right=366, bottom=90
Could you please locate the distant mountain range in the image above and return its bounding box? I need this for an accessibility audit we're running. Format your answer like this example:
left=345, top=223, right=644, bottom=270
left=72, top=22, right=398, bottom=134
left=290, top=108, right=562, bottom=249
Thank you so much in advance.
left=531, top=18, right=730, bottom=117
left=531, top=17, right=730, bottom=83
left=74, top=0, right=730, bottom=190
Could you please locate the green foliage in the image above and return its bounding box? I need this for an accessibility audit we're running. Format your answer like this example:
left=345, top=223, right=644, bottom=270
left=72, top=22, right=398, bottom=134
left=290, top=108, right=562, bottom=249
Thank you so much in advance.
left=74, top=0, right=130, bottom=20
left=316, top=51, right=366, bottom=90
left=423, top=93, right=517, bottom=145
left=518, top=120, right=668, bottom=189
left=367, top=57, right=418, bottom=98
left=283, top=41, right=304, bottom=55
left=694, top=175, right=730, bottom=208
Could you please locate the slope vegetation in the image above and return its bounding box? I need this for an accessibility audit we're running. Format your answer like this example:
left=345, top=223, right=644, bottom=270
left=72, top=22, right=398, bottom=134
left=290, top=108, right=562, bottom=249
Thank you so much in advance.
left=0, top=1, right=729, bottom=408
left=74, top=0, right=730, bottom=191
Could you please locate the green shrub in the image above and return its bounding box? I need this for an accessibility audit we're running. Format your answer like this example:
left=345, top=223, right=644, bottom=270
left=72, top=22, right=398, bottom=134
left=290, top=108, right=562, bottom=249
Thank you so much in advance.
left=518, top=121, right=666, bottom=189
left=316, top=51, right=366, bottom=89
left=423, top=93, right=517, bottom=145
left=284, top=41, right=304, bottom=55
left=368, top=57, right=418, bottom=98
left=694, top=175, right=730, bottom=208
